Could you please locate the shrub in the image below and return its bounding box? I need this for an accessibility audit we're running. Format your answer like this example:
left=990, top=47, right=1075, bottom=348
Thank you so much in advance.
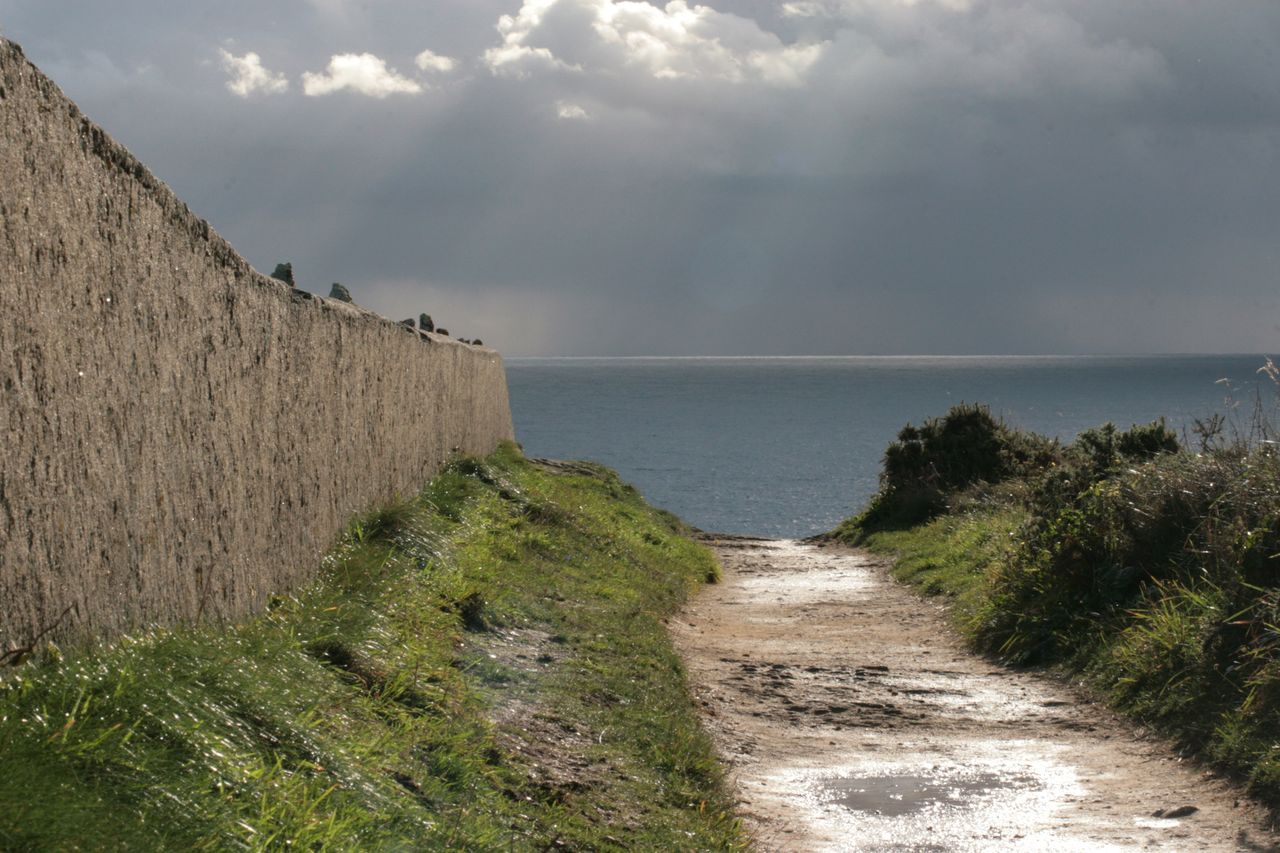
left=1070, top=419, right=1179, bottom=476
left=860, top=404, right=1058, bottom=529
left=983, top=450, right=1280, bottom=664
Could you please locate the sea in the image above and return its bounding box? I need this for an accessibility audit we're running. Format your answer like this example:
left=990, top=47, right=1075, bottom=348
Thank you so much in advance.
left=505, top=355, right=1276, bottom=539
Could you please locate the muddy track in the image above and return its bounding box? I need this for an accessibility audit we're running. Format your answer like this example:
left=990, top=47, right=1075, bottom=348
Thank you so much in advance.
left=671, top=538, right=1280, bottom=852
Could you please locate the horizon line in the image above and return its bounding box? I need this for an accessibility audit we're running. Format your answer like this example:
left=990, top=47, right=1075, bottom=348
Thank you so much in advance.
left=504, top=352, right=1270, bottom=361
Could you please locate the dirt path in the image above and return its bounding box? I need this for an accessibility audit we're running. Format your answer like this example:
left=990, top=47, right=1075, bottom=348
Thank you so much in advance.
left=671, top=537, right=1280, bottom=852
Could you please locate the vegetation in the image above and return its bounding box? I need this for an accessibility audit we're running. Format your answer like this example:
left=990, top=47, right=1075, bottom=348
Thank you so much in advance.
left=0, top=444, right=744, bottom=851
left=849, top=403, right=1057, bottom=529
left=837, top=404, right=1280, bottom=806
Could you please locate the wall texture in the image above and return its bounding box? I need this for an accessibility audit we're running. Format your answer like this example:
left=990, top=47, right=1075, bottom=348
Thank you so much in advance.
left=0, top=39, right=514, bottom=649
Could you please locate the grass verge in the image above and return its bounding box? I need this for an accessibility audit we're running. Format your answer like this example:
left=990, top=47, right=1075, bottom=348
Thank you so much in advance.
left=0, top=443, right=745, bottom=851
left=848, top=503, right=1028, bottom=639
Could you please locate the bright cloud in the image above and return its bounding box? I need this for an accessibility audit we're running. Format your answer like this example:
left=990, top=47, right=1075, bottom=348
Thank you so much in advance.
left=483, top=43, right=576, bottom=78
left=556, top=100, right=589, bottom=119
left=783, top=0, right=971, bottom=15
left=779, top=2, right=830, bottom=18
left=218, top=49, right=288, bottom=97
left=415, top=48, right=457, bottom=74
left=302, top=53, right=422, bottom=97
left=484, top=3, right=583, bottom=78
left=483, top=0, right=825, bottom=86
left=747, top=43, right=825, bottom=87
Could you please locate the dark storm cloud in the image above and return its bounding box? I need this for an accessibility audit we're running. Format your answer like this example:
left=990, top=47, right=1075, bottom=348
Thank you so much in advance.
left=2, top=0, right=1278, bottom=354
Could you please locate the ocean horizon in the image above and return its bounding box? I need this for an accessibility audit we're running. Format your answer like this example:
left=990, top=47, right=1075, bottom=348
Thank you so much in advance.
left=507, top=353, right=1262, bottom=358
left=506, top=354, right=1277, bottom=538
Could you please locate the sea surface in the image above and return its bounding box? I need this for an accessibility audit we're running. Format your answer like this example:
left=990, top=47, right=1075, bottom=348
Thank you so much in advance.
left=505, top=355, right=1275, bottom=538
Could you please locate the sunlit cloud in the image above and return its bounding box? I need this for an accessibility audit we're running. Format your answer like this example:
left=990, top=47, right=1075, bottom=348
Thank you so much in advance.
left=218, top=49, right=288, bottom=97
left=302, top=53, right=422, bottom=97
left=483, top=43, right=578, bottom=78
left=783, top=0, right=972, bottom=16
left=556, top=100, right=588, bottom=119
left=415, top=48, right=457, bottom=74
left=483, top=0, right=825, bottom=86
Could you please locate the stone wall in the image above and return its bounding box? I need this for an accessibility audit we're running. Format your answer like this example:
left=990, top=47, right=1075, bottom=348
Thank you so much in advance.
left=0, top=39, right=514, bottom=649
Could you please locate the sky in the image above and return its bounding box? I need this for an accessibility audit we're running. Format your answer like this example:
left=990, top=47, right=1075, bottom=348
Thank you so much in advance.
left=2, top=1, right=1278, bottom=356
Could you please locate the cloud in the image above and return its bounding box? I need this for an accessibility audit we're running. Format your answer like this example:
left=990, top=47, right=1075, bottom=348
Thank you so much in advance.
left=483, top=43, right=577, bottom=78
left=556, top=100, right=588, bottom=119
left=218, top=49, right=288, bottom=97
left=783, top=0, right=971, bottom=17
left=746, top=42, right=824, bottom=87
left=302, top=53, right=422, bottom=97
left=810, top=3, right=1168, bottom=110
left=16, top=0, right=1280, bottom=356
left=484, top=3, right=583, bottom=79
left=414, top=48, right=456, bottom=74
left=779, top=1, right=828, bottom=17
left=589, top=0, right=747, bottom=81
left=303, top=0, right=348, bottom=14
left=483, top=0, right=824, bottom=86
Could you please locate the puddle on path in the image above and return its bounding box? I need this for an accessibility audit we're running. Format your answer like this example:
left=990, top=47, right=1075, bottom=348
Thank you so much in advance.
left=820, top=769, right=1040, bottom=817
left=761, top=742, right=1104, bottom=852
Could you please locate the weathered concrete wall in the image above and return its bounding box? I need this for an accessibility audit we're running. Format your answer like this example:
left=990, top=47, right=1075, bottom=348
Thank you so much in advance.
left=0, top=39, right=514, bottom=649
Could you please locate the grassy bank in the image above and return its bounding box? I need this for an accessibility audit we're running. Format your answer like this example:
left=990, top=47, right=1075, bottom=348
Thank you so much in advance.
left=0, top=444, right=744, bottom=851
left=835, top=406, right=1280, bottom=807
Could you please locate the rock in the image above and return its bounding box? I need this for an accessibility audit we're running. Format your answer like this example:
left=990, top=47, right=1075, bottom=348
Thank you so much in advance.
left=270, top=262, right=294, bottom=287
left=419, top=313, right=434, bottom=333
left=1152, top=806, right=1199, bottom=819
left=329, top=282, right=353, bottom=303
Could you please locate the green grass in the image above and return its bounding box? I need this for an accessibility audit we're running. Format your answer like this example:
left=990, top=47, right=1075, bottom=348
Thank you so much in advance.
left=847, top=503, right=1028, bottom=638
left=0, top=443, right=745, bottom=851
